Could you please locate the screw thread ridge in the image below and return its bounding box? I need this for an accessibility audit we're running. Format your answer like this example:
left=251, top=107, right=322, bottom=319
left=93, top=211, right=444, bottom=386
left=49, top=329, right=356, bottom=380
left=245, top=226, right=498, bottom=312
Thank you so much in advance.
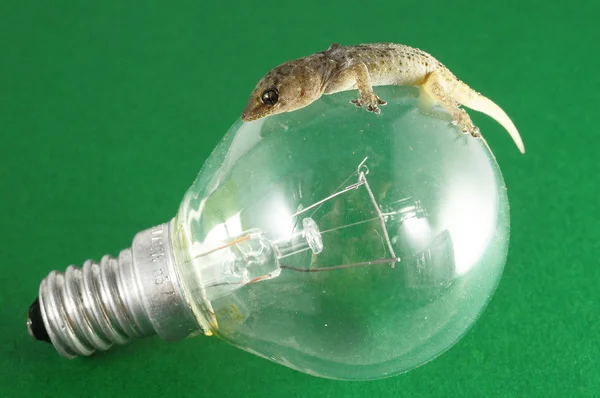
left=39, top=251, right=142, bottom=358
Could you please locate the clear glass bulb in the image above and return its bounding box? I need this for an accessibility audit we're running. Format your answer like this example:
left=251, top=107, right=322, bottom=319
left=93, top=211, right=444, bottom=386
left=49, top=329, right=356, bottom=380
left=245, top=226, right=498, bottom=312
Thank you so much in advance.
left=29, top=86, right=509, bottom=381
left=171, top=86, right=509, bottom=380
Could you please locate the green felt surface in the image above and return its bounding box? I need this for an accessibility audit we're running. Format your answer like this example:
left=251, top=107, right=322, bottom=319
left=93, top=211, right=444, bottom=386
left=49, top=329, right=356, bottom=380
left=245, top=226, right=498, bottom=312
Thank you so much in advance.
left=1, top=1, right=598, bottom=396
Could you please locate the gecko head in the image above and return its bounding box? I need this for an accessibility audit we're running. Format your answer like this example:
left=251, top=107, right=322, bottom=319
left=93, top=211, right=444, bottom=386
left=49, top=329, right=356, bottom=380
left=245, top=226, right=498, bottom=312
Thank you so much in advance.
left=241, top=63, right=323, bottom=122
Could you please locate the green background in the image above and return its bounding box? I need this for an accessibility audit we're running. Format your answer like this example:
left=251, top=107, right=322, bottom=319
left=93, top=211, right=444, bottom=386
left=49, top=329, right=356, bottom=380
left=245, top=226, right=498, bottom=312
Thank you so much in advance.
left=1, top=0, right=598, bottom=396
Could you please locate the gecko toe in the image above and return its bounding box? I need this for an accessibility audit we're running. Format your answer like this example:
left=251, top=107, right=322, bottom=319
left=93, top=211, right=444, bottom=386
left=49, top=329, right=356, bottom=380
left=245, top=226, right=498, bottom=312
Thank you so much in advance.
left=366, top=104, right=381, bottom=114
left=351, top=96, right=383, bottom=114
left=352, top=91, right=387, bottom=111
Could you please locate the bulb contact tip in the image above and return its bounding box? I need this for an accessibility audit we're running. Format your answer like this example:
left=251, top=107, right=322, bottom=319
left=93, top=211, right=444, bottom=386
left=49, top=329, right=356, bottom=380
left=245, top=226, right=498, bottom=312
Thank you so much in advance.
left=27, top=297, right=51, bottom=344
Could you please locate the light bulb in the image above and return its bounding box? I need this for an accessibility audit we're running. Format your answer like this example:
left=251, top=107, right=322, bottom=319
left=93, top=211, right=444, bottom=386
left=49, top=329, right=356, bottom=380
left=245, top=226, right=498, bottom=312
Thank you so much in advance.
left=28, top=86, right=510, bottom=380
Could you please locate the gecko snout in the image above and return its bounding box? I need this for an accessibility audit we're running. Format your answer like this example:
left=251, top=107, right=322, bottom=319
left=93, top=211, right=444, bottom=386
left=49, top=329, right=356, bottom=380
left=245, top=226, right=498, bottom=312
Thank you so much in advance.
left=241, top=97, right=277, bottom=122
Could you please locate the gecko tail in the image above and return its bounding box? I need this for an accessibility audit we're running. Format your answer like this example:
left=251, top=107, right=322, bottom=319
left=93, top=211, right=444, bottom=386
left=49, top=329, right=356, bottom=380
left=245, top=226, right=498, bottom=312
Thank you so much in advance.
left=453, top=81, right=525, bottom=154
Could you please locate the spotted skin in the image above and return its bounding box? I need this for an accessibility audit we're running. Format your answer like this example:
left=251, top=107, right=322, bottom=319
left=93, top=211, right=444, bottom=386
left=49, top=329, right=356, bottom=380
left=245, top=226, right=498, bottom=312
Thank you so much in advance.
left=242, top=43, right=524, bottom=154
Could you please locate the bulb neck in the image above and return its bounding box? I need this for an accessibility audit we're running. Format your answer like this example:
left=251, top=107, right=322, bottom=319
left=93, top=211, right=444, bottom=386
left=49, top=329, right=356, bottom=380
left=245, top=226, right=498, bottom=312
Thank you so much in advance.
left=30, top=220, right=201, bottom=358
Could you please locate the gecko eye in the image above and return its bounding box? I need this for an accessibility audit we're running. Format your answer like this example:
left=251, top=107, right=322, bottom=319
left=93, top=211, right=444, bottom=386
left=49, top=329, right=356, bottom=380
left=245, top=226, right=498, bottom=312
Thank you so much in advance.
left=261, top=89, right=279, bottom=106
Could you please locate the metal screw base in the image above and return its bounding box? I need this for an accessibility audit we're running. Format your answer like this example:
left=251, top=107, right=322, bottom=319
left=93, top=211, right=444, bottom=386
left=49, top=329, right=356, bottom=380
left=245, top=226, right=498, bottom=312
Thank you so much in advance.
left=30, top=221, right=201, bottom=358
left=37, top=252, right=142, bottom=357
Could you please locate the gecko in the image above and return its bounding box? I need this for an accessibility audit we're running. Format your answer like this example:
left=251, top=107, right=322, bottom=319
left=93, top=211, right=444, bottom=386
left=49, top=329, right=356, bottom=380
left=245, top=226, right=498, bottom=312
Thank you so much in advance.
left=241, top=43, right=524, bottom=154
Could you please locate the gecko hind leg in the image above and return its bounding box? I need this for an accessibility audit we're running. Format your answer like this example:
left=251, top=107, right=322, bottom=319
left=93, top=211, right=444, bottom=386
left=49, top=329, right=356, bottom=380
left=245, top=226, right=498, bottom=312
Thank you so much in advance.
left=417, top=89, right=468, bottom=139
left=422, top=73, right=481, bottom=138
left=416, top=88, right=457, bottom=126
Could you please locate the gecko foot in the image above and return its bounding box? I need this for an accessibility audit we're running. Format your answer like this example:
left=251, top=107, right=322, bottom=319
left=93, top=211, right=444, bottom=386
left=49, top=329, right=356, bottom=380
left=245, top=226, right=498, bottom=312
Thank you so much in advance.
left=452, top=108, right=480, bottom=138
left=351, top=93, right=387, bottom=114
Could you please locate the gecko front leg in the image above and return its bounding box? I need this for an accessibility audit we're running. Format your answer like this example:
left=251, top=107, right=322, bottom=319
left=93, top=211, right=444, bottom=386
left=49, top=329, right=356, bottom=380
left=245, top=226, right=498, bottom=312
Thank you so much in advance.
left=324, top=62, right=387, bottom=114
